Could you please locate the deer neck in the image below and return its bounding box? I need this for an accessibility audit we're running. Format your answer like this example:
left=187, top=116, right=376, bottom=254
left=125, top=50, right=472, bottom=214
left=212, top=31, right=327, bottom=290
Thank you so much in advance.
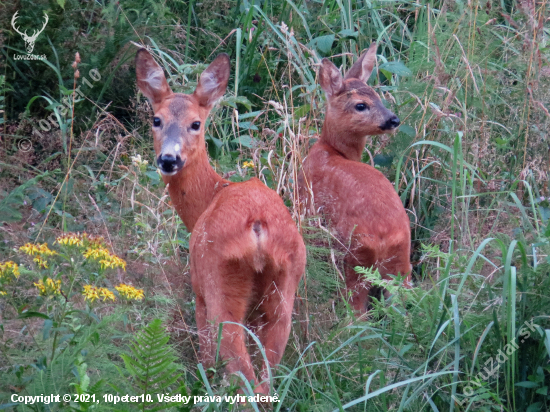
left=319, top=112, right=367, bottom=162
left=165, top=149, right=225, bottom=232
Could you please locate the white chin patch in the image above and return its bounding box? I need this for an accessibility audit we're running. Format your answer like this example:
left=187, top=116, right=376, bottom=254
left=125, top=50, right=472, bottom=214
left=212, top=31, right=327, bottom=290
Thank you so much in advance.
left=174, top=144, right=180, bottom=152
left=160, top=169, right=178, bottom=176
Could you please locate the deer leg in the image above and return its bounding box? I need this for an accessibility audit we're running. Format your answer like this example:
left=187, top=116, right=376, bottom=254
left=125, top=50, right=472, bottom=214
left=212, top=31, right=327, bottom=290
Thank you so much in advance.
left=256, top=281, right=296, bottom=393
left=195, top=294, right=215, bottom=368
left=203, top=282, right=260, bottom=392
left=344, top=262, right=371, bottom=314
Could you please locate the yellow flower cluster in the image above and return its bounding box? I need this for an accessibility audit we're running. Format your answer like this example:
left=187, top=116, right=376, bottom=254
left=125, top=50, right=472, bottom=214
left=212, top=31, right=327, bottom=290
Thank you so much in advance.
left=242, top=160, right=254, bottom=169
left=20, top=243, right=57, bottom=268
left=34, top=278, right=61, bottom=296
left=82, top=233, right=105, bottom=249
left=115, top=284, right=144, bottom=301
left=0, top=261, right=20, bottom=297
left=56, top=233, right=84, bottom=247
left=20, top=243, right=57, bottom=256
left=83, top=246, right=126, bottom=270
left=0, top=261, right=20, bottom=280
left=82, top=285, right=116, bottom=302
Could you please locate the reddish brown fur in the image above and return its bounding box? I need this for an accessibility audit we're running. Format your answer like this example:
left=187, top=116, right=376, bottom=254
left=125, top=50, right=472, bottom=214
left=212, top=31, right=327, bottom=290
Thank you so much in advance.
left=299, top=43, right=412, bottom=314
left=135, top=49, right=306, bottom=393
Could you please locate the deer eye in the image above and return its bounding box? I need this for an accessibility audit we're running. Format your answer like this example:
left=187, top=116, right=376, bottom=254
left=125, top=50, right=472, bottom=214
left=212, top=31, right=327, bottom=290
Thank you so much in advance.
left=191, top=121, right=201, bottom=131
left=153, top=117, right=162, bottom=127
left=355, top=103, right=368, bottom=111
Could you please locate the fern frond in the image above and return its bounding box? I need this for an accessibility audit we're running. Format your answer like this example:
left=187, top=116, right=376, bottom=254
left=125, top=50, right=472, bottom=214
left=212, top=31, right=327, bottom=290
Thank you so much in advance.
left=121, top=319, right=183, bottom=411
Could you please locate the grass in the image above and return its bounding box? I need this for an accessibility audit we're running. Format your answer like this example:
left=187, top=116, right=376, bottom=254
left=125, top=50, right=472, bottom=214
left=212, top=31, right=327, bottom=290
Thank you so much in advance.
left=1, top=0, right=550, bottom=410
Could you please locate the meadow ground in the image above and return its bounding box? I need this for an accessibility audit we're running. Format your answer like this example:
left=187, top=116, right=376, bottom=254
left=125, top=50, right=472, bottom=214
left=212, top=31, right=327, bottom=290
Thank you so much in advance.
left=1, top=0, right=550, bottom=410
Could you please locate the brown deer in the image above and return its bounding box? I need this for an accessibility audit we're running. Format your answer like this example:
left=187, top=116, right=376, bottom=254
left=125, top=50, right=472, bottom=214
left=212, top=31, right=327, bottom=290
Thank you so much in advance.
left=298, top=43, right=412, bottom=315
left=135, top=49, right=306, bottom=393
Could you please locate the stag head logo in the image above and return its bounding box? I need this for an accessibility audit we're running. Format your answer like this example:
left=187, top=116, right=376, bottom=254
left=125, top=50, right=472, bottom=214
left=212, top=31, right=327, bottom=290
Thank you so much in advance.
left=11, top=11, right=49, bottom=54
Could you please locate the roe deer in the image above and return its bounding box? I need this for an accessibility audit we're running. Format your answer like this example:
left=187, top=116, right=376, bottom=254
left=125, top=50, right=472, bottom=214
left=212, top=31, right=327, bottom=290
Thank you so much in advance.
left=298, top=43, right=411, bottom=315
left=135, top=49, right=306, bottom=393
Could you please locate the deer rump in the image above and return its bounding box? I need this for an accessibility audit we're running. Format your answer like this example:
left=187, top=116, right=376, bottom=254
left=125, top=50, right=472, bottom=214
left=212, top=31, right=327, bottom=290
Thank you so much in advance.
left=189, top=178, right=305, bottom=384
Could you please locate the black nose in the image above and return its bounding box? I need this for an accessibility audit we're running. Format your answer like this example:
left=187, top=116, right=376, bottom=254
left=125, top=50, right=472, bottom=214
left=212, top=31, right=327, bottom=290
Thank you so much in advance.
left=157, top=154, right=183, bottom=174
left=380, top=116, right=400, bottom=130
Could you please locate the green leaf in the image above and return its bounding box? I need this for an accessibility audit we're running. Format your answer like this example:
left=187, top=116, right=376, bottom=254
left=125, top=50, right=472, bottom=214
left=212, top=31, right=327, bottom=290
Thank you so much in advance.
left=231, top=135, right=257, bottom=148
left=309, top=34, right=335, bottom=54
left=399, top=124, right=416, bottom=137
left=145, top=171, right=160, bottom=183
left=0, top=172, right=49, bottom=223
left=515, top=381, right=539, bottom=388
left=338, top=29, right=358, bottom=38
left=536, top=386, right=548, bottom=395
left=222, top=96, right=252, bottom=110
left=294, top=104, right=311, bottom=119
left=379, top=61, right=412, bottom=77
left=526, top=403, right=542, bottom=412
left=373, top=154, right=394, bottom=167
left=56, top=0, right=65, bottom=8
left=18, top=311, right=51, bottom=320
left=237, top=121, right=258, bottom=131
left=42, top=319, right=53, bottom=340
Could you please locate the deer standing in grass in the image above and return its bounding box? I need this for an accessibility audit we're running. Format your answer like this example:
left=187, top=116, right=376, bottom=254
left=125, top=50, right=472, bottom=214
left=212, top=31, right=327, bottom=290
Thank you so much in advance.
left=299, top=43, right=411, bottom=315
left=135, top=49, right=306, bottom=393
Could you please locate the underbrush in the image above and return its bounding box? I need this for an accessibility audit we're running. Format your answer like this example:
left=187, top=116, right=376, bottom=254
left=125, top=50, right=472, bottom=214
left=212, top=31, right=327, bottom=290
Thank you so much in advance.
left=1, top=0, right=550, bottom=410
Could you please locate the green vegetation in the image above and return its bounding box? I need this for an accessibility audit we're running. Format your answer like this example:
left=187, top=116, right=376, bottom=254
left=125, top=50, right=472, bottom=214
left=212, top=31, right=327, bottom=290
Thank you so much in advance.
left=1, top=0, right=549, bottom=410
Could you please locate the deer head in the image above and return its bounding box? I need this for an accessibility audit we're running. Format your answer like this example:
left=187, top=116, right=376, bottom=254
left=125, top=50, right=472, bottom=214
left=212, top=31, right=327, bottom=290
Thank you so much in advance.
left=319, top=42, right=400, bottom=137
left=135, top=49, right=230, bottom=176
left=11, top=11, right=49, bottom=54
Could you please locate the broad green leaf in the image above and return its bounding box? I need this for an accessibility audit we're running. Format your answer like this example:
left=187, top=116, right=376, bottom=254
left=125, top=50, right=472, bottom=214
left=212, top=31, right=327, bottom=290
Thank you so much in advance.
left=338, top=29, right=358, bottom=38
left=238, top=121, right=258, bottom=131
left=309, top=34, right=335, bottom=54
left=399, top=124, right=416, bottom=137
left=231, top=135, right=257, bottom=148
left=379, top=61, right=413, bottom=77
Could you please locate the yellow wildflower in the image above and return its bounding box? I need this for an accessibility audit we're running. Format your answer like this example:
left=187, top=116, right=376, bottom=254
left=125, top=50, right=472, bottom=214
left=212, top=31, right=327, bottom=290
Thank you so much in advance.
left=242, top=161, right=254, bottom=169
left=20, top=243, right=56, bottom=257
left=99, top=287, right=116, bottom=302
left=56, top=233, right=84, bottom=247
left=83, top=285, right=116, bottom=302
left=83, top=246, right=126, bottom=271
left=20, top=243, right=56, bottom=268
left=115, top=284, right=144, bottom=301
left=34, top=278, right=61, bottom=296
left=81, top=233, right=105, bottom=249
left=0, top=291, right=7, bottom=296
left=82, top=285, right=100, bottom=302
left=0, top=261, right=20, bottom=279
left=83, top=246, right=110, bottom=260
left=33, top=256, right=49, bottom=268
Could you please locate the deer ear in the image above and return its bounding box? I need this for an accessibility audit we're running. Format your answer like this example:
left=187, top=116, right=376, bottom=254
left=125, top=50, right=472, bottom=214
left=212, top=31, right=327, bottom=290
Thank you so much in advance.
left=319, top=58, right=343, bottom=98
left=194, top=53, right=230, bottom=109
left=135, top=49, right=173, bottom=106
left=344, top=42, right=377, bottom=83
